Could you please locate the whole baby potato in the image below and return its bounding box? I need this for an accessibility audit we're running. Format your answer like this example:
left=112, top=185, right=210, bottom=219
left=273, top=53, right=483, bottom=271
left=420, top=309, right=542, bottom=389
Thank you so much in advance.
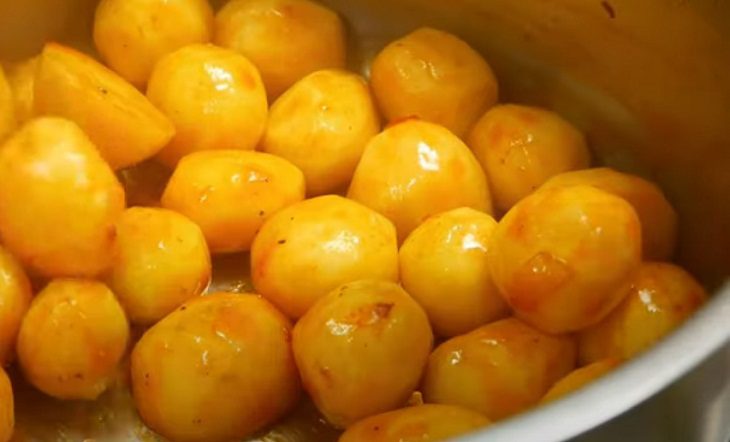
left=0, top=246, right=32, bottom=364
left=0, top=367, right=12, bottom=442
left=0, top=66, right=15, bottom=141
left=292, top=280, right=433, bottom=428
left=540, top=358, right=621, bottom=403
left=3, top=57, right=37, bottom=125
left=131, top=293, right=300, bottom=442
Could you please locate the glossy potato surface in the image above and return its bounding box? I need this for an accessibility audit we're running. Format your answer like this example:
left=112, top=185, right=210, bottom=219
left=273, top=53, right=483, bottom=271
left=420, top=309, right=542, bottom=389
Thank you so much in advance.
left=0, top=246, right=32, bottom=364
left=0, top=66, right=15, bottom=142
left=0, top=368, right=12, bottom=442
left=541, top=358, right=621, bottom=403
left=3, top=57, right=37, bottom=124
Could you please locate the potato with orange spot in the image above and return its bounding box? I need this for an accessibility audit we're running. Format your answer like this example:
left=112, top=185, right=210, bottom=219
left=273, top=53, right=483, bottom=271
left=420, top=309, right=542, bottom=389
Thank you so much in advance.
left=131, top=293, right=300, bottom=442
left=0, top=66, right=15, bottom=142
left=147, top=44, right=268, bottom=167
left=422, top=318, right=576, bottom=421
left=541, top=358, right=621, bottom=403
left=489, top=185, right=642, bottom=334
left=293, top=280, right=433, bottom=428
left=347, top=119, right=492, bottom=242
left=0, top=246, right=32, bottom=364
left=17, top=279, right=129, bottom=400
left=578, top=262, right=707, bottom=364
left=0, top=367, right=12, bottom=442
left=467, top=104, right=590, bottom=213
left=3, top=57, right=37, bottom=124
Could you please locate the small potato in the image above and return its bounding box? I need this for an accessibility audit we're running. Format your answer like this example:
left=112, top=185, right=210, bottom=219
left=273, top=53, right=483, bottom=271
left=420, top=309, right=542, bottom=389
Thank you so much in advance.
left=161, top=150, right=305, bottom=253
left=541, top=358, right=621, bottom=403
left=131, top=293, right=300, bottom=442
left=109, top=207, right=211, bottom=325
left=260, top=69, right=380, bottom=196
left=370, top=27, right=498, bottom=138
left=293, top=280, right=433, bottom=428
left=215, top=0, right=346, bottom=99
left=467, top=104, right=590, bottom=213
left=0, top=117, right=125, bottom=277
left=34, top=43, right=175, bottom=169
left=339, top=404, right=490, bottom=442
left=94, top=0, right=214, bottom=87
left=0, top=367, right=12, bottom=442
left=0, top=66, right=15, bottom=141
left=17, top=279, right=129, bottom=400
left=542, top=167, right=677, bottom=261
left=0, top=246, right=32, bottom=364
left=399, top=207, right=508, bottom=337
left=3, top=57, right=37, bottom=124
left=347, top=119, right=492, bottom=242
left=422, top=318, right=576, bottom=421
left=147, top=44, right=268, bottom=167
left=578, top=263, right=707, bottom=364
left=489, top=185, right=642, bottom=334
left=251, top=195, right=399, bottom=318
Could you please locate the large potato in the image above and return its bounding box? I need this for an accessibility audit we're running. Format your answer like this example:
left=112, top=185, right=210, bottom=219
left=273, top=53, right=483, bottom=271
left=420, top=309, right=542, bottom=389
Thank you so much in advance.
left=0, top=246, right=32, bottom=364
left=0, top=66, right=15, bottom=142
left=0, top=368, right=12, bottom=442
left=541, top=358, right=621, bottom=403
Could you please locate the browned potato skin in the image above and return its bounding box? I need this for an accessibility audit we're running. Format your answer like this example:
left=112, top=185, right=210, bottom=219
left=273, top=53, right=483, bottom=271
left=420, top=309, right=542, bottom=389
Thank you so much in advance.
left=578, top=263, right=707, bottom=364
left=422, top=318, right=576, bottom=421
left=0, top=367, right=13, bottom=442
left=339, top=404, right=490, bottom=442
left=131, top=293, right=300, bottom=442
left=540, top=358, right=621, bottom=403
left=0, top=246, right=32, bottom=364
left=0, top=66, right=15, bottom=142
left=3, top=57, right=37, bottom=124
left=293, top=280, right=433, bottom=428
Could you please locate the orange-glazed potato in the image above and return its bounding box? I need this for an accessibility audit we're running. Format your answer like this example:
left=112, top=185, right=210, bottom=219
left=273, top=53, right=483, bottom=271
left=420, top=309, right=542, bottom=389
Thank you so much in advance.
left=260, top=69, right=380, bottom=196
left=0, top=368, right=12, bottom=442
left=251, top=195, right=399, bottom=318
left=131, top=293, right=300, bottom=442
left=339, top=404, right=490, bottom=442
left=3, top=57, right=37, bottom=124
left=147, top=44, right=268, bottom=167
left=488, top=185, right=642, bottom=334
left=399, top=207, right=508, bottom=337
left=161, top=150, right=305, bottom=254
left=467, top=104, right=590, bottom=213
left=109, top=207, right=211, bottom=325
left=542, top=167, right=678, bottom=261
left=0, top=246, right=32, bottom=364
left=94, top=0, right=214, bottom=87
left=17, top=279, right=129, bottom=400
left=292, top=280, right=433, bottom=428
left=347, top=119, right=493, bottom=242
left=0, top=117, right=125, bottom=278
left=0, top=66, right=15, bottom=141
left=215, top=0, right=347, bottom=99
left=33, top=43, right=175, bottom=169
left=370, top=27, right=498, bottom=138
left=422, top=318, right=576, bottom=421
left=578, top=263, right=707, bottom=364
left=540, top=358, right=621, bottom=403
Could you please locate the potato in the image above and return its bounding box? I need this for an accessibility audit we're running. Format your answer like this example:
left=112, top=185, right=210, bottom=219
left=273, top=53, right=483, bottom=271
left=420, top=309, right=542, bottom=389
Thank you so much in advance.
left=3, top=57, right=37, bottom=124
left=542, top=167, right=677, bottom=261
left=399, top=207, right=508, bottom=337
left=541, top=358, right=621, bottom=403
left=0, top=117, right=125, bottom=277
left=215, top=0, right=346, bottom=99
left=0, top=246, right=32, bottom=364
left=0, top=66, right=15, bottom=142
left=339, top=404, right=490, bottom=442
left=251, top=195, right=399, bottom=318
left=94, top=0, right=214, bottom=87
left=0, top=368, right=12, bottom=442
left=17, top=279, right=129, bottom=400
left=422, top=318, right=576, bottom=421
left=260, top=69, right=380, bottom=196
left=467, top=104, right=590, bottom=213
left=109, top=207, right=211, bottom=325
left=370, top=27, right=498, bottom=138
left=147, top=43, right=268, bottom=167
left=578, top=263, right=707, bottom=364
left=161, top=150, right=305, bottom=254
left=33, top=43, right=175, bottom=169
left=292, top=280, right=433, bottom=428
left=131, top=293, right=300, bottom=442
left=489, top=185, right=642, bottom=334
left=347, top=119, right=492, bottom=242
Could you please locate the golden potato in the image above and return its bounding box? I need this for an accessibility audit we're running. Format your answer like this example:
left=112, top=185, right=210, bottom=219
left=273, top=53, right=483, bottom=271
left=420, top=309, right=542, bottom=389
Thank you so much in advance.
left=94, top=0, right=214, bottom=87
left=251, top=195, right=399, bottom=318
left=489, top=185, right=642, bottom=334
left=260, top=69, right=380, bottom=195
left=293, top=280, right=433, bottom=428
left=215, top=0, right=346, bottom=99
left=422, top=318, right=576, bottom=421
left=578, top=262, right=707, bottom=364
left=109, top=207, right=211, bottom=325
left=541, top=358, right=621, bottom=403
left=542, top=167, right=677, bottom=261
left=33, top=43, right=175, bottom=169
left=0, top=246, right=32, bottom=364
left=370, top=27, right=498, bottom=138
left=147, top=43, right=268, bottom=167
left=0, top=368, right=12, bottom=442
left=0, top=117, right=125, bottom=277
left=161, top=150, right=305, bottom=253
left=467, top=104, right=590, bottom=213
left=339, top=404, right=490, bottom=442
left=347, top=119, right=492, bottom=242
left=399, top=207, right=508, bottom=337
left=17, top=279, right=129, bottom=400
left=131, top=293, right=300, bottom=442
left=3, top=56, right=37, bottom=124
left=0, top=66, right=15, bottom=142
